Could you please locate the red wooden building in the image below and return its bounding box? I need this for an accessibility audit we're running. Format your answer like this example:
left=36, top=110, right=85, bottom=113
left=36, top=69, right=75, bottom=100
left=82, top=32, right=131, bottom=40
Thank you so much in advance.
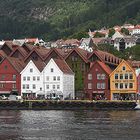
left=84, top=60, right=112, bottom=100
left=0, top=57, right=25, bottom=96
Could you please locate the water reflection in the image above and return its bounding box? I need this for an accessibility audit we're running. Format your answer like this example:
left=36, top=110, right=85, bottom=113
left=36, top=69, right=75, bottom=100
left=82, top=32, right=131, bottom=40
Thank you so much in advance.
left=0, top=110, right=140, bottom=140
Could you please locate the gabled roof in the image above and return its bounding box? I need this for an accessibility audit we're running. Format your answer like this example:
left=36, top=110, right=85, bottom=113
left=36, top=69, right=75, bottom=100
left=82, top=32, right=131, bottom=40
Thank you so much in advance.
left=88, top=49, right=121, bottom=65
left=110, top=59, right=136, bottom=77
left=10, top=47, right=28, bottom=58
left=96, top=61, right=112, bottom=75
left=1, top=41, right=14, bottom=51
left=1, top=57, right=25, bottom=73
left=64, top=48, right=89, bottom=63
left=33, top=60, right=46, bottom=72
left=53, top=59, right=74, bottom=74
left=88, top=60, right=112, bottom=75
left=0, top=50, right=7, bottom=57
left=55, top=48, right=72, bottom=58
left=24, top=47, right=46, bottom=61
left=44, top=48, right=64, bottom=61
left=35, top=46, right=50, bottom=59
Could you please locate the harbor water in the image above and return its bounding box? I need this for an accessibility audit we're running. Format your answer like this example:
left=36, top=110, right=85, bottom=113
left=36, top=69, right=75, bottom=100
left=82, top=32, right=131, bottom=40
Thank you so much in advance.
left=0, top=110, right=140, bottom=140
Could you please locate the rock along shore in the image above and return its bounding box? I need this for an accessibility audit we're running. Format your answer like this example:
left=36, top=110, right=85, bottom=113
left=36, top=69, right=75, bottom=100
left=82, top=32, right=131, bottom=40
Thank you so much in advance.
left=0, top=100, right=137, bottom=110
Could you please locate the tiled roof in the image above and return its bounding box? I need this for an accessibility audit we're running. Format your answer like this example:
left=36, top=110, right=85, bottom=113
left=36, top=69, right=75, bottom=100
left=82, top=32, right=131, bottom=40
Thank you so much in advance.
left=55, top=48, right=72, bottom=58
left=63, top=39, right=79, bottom=46
left=114, top=37, right=137, bottom=43
left=5, top=57, right=25, bottom=73
left=0, top=50, right=6, bottom=57
left=65, top=48, right=89, bottom=63
left=53, top=59, right=74, bottom=74
left=96, top=61, right=112, bottom=75
left=33, top=59, right=46, bottom=72
left=10, top=47, right=28, bottom=58
left=35, top=46, right=50, bottom=59
left=26, top=38, right=38, bottom=43
left=44, top=48, right=64, bottom=61
left=88, top=49, right=121, bottom=65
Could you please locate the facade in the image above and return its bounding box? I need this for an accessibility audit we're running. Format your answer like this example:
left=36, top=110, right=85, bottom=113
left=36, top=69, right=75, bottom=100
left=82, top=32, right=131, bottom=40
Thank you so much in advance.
left=137, top=73, right=140, bottom=95
left=42, top=59, right=75, bottom=99
left=20, top=60, right=45, bottom=98
left=65, top=48, right=89, bottom=99
left=112, top=31, right=124, bottom=40
left=114, top=37, right=137, bottom=51
left=0, top=57, right=25, bottom=96
left=79, top=38, right=96, bottom=52
left=110, top=60, right=137, bottom=100
left=84, top=61, right=112, bottom=100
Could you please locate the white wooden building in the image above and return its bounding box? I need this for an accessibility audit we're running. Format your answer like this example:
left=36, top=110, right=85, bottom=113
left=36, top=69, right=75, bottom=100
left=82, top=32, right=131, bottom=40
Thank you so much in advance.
left=42, top=58, right=75, bottom=100
left=20, top=60, right=45, bottom=98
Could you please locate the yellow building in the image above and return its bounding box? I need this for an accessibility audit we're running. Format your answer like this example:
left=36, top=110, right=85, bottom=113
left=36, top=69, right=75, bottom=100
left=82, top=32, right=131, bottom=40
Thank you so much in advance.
left=110, top=60, right=137, bottom=100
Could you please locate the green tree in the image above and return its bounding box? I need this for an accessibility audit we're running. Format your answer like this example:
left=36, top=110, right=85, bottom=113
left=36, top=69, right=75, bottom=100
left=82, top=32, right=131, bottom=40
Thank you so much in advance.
left=108, top=28, right=115, bottom=37
left=121, top=28, right=130, bottom=35
left=94, top=32, right=105, bottom=38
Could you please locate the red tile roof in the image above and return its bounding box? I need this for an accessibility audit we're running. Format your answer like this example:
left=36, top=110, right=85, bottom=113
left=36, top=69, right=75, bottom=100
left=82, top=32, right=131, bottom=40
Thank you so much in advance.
left=96, top=61, right=112, bottom=75
left=53, top=59, right=74, bottom=74
left=88, top=49, right=121, bottom=65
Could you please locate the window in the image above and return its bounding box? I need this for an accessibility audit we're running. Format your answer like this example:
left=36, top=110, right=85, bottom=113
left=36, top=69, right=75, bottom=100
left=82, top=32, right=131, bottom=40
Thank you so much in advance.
left=12, top=75, right=16, bottom=81
left=51, top=68, right=54, bottom=72
left=125, top=83, right=128, bottom=89
left=120, top=83, right=123, bottom=89
left=97, top=74, right=101, bottom=80
left=101, top=83, right=106, bottom=89
left=23, top=77, right=26, bottom=81
left=53, top=85, right=55, bottom=89
left=4, top=65, right=7, bottom=70
left=129, top=83, right=133, bottom=88
left=27, top=77, right=30, bottom=81
left=30, top=68, right=33, bottom=72
left=115, top=74, right=118, bottom=79
left=0, top=84, right=4, bottom=88
left=97, top=83, right=101, bottom=89
left=57, top=76, right=60, bottom=81
left=33, top=76, right=36, bottom=81
left=125, top=74, right=128, bottom=79
left=46, top=76, right=49, bottom=81
left=129, top=74, right=133, bottom=79
left=12, top=83, right=16, bottom=89
left=120, top=74, right=123, bottom=79
left=37, top=77, right=40, bottom=81
left=33, top=84, right=36, bottom=89
left=57, top=85, right=60, bottom=89
left=88, top=74, right=92, bottom=80
left=26, top=84, right=29, bottom=89
left=101, top=74, right=106, bottom=80
left=115, top=83, right=119, bottom=89
left=53, top=76, right=56, bottom=81
left=1, top=75, right=5, bottom=80
left=23, top=84, right=25, bottom=89
left=122, top=66, right=126, bottom=70
left=46, top=85, right=49, bottom=89
left=88, top=83, right=92, bottom=89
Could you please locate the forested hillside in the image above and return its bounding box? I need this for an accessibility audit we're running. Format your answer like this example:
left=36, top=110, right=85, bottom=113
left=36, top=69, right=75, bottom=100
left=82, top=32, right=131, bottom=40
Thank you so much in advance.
left=0, top=0, right=140, bottom=40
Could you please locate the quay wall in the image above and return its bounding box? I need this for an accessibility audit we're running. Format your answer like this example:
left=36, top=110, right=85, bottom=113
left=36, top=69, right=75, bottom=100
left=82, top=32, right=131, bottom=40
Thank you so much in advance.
left=0, top=100, right=137, bottom=110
